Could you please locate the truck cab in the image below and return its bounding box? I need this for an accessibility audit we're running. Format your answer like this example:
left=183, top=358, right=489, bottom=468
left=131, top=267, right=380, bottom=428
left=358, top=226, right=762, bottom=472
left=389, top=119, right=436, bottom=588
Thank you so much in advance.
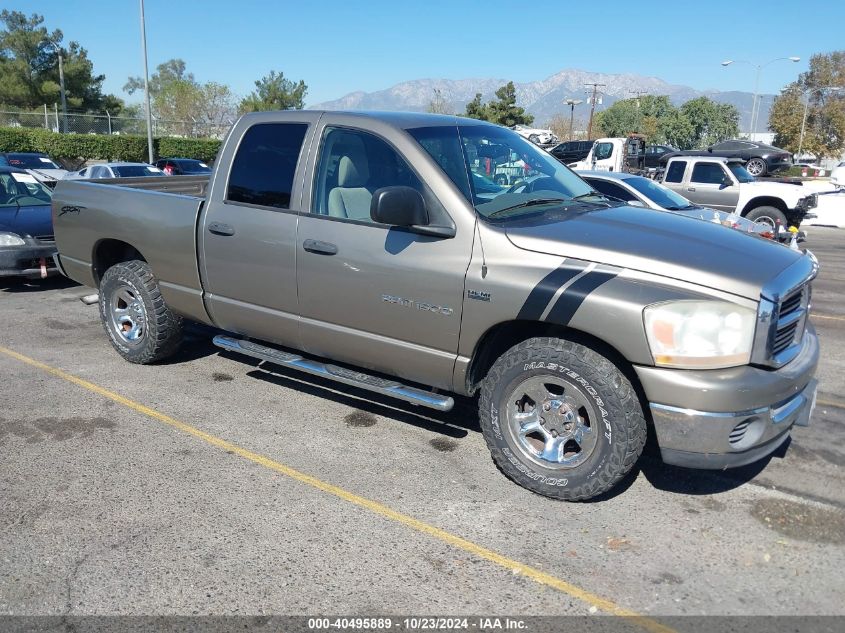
left=569, top=135, right=646, bottom=172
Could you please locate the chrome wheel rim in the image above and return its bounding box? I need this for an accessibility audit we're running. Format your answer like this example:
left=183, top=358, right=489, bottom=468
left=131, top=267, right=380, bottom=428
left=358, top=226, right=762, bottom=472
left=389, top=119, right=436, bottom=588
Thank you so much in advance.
left=753, top=214, right=778, bottom=230
left=108, top=285, right=147, bottom=346
left=505, top=375, right=599, bottom=469
left=746, top=159, right=765, bottom=176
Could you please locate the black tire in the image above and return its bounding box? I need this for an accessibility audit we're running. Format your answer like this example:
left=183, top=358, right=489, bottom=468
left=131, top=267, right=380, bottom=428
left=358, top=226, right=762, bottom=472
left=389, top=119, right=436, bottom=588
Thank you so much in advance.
left=98, top=260, right=182, bottom=364
left=745, top=205, right=789, bottom=230
left=745, top=157, right=767, bottom=177
left=479, top=337, right=646, bottom=501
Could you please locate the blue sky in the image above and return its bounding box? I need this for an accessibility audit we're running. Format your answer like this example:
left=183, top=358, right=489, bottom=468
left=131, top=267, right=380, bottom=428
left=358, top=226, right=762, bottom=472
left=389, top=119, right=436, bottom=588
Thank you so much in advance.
left=10, top=0, right=845, bottom=107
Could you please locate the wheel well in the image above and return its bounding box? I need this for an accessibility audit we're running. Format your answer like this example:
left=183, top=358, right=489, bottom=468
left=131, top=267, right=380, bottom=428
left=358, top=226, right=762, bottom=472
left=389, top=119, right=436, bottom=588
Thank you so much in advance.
left=466, top=320, right=643, bottom=400
left=740, top=196, right=788, bottom=217
left=92, top=239, right=146, bottom=284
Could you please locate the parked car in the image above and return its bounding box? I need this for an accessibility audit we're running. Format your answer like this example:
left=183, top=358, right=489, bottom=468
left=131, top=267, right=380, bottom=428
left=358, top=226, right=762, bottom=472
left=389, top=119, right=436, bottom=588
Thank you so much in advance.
left=511, top=125, right=558, bottom=146
left=577, top=170, right=776, bottom=240
left=661, top=140, right=792, bottom=177
left=0, top=166, right=58, bottom=278
left=830, top=161, right=845, bottom=189
left=643, top=144, right=676, bottom=169
left=64, top=162, right=165, bottom=180
left=661, top=156, right=817, bottom=229
left=0, top=152, right=68, bottom=185
left=53, top=110, right=819, bottom=501
left=155, top=158, right=212, bottom=176
left=548, top=140, right=594, bottom=164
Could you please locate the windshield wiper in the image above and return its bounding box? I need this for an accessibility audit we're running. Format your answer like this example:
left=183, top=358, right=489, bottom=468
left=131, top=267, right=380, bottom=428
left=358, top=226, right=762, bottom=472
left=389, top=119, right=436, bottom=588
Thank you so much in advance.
left=573, top=191, right=603, bottom=200
left=487, top=198, right=568, bottom=218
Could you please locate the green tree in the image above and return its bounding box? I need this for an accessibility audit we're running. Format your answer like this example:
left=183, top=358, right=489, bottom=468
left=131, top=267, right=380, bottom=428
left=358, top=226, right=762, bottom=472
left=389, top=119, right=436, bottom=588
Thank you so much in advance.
left=239, top=70, right=307, bottom=112
left=594, top=95, right=681, bottom=144
left=485, top=82, right=533, bottom=126
left=126, top=59, right=236, bottom=135
left=769, top=51, right=845, bottom=158
left=0, top=10, right=124, bottom=112
left=680, top=96, right=739, bottom=148
left=464, top=92, right=488, bottom=120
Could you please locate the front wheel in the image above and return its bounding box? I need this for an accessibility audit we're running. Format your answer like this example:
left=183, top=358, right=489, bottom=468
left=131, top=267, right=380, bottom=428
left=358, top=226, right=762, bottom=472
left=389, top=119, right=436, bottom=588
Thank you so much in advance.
left=745, top=205, right=789, bottom=230
left=99, top=260, right=183, bottom=364
left=479, top=337, right=646, bottom=501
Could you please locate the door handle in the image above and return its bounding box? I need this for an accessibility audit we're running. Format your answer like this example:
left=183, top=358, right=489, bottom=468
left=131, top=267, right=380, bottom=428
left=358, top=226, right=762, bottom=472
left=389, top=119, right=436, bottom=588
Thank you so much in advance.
left=687, top=187, right=696, bottom=192
left=208, top=222, right=235, bottom=236
left=303, top=239, right=338, bottom=255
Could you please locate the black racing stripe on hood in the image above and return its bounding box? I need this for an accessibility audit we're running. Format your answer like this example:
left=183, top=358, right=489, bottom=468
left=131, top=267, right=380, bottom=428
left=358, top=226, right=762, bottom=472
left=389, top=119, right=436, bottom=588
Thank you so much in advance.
left=545, top=271, right=618, bottom=326
left=517, top=263, right=585, bottom=320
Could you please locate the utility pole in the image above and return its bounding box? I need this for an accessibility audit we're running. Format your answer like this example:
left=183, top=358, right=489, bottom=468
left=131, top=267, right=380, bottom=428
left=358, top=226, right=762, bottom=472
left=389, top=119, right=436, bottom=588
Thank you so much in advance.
left=585, top=83, right=605, bottom=140
left=47, top=41, right=68, bottom=133
left=139, top=0, right=155, bottom=164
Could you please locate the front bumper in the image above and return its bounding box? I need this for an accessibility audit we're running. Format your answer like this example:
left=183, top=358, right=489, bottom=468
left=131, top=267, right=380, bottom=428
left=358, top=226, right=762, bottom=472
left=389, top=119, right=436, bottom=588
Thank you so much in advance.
left=0, top=241, right=59, bottom=278
left=635, top=327, right=819, bottom=469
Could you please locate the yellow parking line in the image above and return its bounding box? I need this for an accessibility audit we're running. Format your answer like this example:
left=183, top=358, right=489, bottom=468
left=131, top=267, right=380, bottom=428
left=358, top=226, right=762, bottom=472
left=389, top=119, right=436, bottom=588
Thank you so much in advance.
left=0, top=344, right=673, bottom=633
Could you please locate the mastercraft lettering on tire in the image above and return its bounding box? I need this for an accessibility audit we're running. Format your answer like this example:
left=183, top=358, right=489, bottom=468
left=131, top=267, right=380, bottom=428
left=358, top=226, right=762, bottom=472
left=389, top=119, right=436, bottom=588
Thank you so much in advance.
left=52, top=110, right=820, bottom=501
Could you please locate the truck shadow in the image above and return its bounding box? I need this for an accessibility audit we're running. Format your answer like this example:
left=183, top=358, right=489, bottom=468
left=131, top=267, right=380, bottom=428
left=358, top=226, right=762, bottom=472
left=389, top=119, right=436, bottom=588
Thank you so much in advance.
left=231, top=356, right=476, bottom=440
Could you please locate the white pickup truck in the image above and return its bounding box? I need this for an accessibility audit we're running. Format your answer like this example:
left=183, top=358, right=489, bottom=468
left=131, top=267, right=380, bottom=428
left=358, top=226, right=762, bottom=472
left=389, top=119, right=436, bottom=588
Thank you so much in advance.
left=661, top=156, right=817, bottom=229
left=570, top=139, right=817, bottom=229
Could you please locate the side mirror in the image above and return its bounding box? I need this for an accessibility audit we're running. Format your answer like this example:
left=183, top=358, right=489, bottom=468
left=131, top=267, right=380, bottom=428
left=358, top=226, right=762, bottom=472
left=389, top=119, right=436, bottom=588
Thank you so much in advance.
left=370, top=186, right=456, bottom=238
left=720, top=176, right=733, bottom=189
left=371, top=186, right=428, bottom=226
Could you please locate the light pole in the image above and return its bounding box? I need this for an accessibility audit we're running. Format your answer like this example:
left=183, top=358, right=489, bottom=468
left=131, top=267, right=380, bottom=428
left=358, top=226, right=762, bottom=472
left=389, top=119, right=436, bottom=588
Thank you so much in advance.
left=139, top=0, right=155, bottom=164
left=46, top=41, right=68, bottom=133
left=722, top=56, right=800, bottom=141
left=563, top=98, right=583, bottom=141
left=797, top=86, right=842, bottom=160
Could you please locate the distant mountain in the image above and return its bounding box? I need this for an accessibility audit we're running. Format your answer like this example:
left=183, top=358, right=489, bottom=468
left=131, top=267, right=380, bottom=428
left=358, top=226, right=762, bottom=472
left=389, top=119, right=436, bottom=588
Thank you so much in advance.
left=310, top=68, right=770, bottom=133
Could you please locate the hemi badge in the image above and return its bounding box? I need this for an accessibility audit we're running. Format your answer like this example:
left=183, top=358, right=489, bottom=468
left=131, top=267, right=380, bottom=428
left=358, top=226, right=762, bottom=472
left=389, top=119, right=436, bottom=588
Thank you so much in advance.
left=467, top=289, right=491, bottom=302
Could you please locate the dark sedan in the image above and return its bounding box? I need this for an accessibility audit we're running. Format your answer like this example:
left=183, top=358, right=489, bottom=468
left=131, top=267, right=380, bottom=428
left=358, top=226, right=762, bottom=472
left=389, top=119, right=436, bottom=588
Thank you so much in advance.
left=643, top=144, right=676, bottom=169
left=548, top=140, right=594, bottom=164
left=0, top=167, right=57, bottom=278
left=660, top=140, right=791, bottom=176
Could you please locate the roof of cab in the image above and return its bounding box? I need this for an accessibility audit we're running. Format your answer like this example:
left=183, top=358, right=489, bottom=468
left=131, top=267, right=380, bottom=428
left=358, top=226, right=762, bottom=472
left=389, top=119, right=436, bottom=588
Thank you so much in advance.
left=241, top=109, right=497, bottom=130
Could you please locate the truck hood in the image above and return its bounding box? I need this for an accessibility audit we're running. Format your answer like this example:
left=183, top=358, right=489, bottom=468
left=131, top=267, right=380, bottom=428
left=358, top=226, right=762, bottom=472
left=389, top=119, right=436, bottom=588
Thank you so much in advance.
left=503, top=204, right=804, bottom=300
left=0, top=202, right=53, bottom=240
left=742, top=180, right=807, bottom=202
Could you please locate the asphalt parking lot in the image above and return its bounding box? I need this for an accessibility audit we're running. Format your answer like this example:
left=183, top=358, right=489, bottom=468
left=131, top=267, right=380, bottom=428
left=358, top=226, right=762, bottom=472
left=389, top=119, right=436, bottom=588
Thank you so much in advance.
left=1, top=229, right=844, bottom=625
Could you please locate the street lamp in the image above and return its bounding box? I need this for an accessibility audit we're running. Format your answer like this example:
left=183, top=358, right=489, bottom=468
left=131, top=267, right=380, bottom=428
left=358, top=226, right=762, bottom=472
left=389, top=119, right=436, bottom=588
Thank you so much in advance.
left=139, top=0, right=155, bottom=164
left=722, top=56, right=800, bottom=141
left=797, top=86, right=843, bottom=160
left=563, top=98, right=583, bottom=141
left=46, top=41, right=68, bottom=133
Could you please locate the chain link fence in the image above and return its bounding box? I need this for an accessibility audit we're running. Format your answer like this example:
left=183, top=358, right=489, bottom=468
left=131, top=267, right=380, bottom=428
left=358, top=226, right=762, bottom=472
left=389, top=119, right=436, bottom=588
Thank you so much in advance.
left=0, top=106, right=233, bottom=139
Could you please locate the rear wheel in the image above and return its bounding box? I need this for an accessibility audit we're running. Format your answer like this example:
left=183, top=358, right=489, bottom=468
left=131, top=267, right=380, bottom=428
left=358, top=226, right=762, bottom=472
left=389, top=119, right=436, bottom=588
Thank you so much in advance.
left=746, top=205, right=788, bottom=230
left=479, top=337, right=646, bottom=501
left=99, top=260, right=182, bottom=364
left=745, top=158, right=767, bottom=177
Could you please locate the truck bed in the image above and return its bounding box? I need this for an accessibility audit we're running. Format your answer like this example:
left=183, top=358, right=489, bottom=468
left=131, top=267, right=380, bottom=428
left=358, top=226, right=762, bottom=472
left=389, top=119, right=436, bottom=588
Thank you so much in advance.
left=52, top=178, right=209, bottom=324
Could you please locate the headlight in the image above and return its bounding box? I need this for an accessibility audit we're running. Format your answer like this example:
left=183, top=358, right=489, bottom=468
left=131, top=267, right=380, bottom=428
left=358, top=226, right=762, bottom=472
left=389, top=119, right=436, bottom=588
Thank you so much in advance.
left=643, top=301, right=757, bottom=369
left=0, top=232, right=25, bottom=247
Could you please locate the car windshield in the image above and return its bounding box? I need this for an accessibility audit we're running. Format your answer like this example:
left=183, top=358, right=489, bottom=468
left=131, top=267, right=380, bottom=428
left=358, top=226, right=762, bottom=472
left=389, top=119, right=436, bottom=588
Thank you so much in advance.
left=728, top=163, right=755, bottom=183
left=177, top=160, right=211, bottom=173
left=0, top=172, right=52, bottom=207
left=111, top=165, right=163, bottom=178
left=623, top=176, right=694, bottom=210
left=408, top=124, right=597, bottom=221
left=5, top=154, right=61, bottom=169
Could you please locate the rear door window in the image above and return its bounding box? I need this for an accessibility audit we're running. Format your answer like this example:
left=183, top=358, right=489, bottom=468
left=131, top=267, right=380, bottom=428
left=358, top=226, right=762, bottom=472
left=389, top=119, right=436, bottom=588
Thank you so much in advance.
left=665, top=161, right=686, bottom=183
left=587, top=178, right=637, bottom=202
left=227, top=123, right=308, bottom=209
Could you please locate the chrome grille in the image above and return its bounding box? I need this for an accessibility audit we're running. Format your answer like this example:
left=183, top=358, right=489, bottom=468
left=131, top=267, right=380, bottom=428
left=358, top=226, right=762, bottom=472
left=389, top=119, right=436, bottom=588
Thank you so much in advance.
left=751, top=253, right=818, bottom=369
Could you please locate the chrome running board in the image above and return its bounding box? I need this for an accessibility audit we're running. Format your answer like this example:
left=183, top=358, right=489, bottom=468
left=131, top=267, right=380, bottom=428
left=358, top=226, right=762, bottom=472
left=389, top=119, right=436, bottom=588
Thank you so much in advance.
left=212, top=335, right=454, bottom=412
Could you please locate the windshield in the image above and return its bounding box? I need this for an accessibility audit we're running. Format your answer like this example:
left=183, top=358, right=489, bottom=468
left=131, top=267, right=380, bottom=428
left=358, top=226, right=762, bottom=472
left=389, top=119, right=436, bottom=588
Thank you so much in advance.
left=624, top=176, right=694, bottom=210
left=5, top=154, right=61, bottom=169
left=112, top=165, right=163, bottom=178
left=729, top=163, right=755, bottom=183
left=0, top=172, right=52, bottom=207
left=408, top=124, right=597, bottom=221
